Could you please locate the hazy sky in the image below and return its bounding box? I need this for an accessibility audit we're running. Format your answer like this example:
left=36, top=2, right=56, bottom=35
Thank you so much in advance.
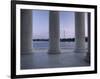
left=32, top=10, right=88, bottom=39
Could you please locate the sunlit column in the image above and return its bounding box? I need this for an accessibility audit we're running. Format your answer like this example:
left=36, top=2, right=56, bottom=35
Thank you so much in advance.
left=75, top=12, right=86, bottom=53
left=48, top=11, right=61, bottom=54
left=21, top=9, right=33, bottom=54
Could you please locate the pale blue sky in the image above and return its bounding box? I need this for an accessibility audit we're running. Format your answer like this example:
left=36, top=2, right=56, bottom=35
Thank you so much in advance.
left=32, top=10, right=88, bottom=39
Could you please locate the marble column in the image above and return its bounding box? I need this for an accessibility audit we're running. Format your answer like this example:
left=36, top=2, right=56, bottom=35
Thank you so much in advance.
left=48, top=11, right=61, bottom=54
left=75, top=12, right=86, bottom=53
left=21, top=9, right=33, bottom=54
left=85, top=13, right=91, bottom=63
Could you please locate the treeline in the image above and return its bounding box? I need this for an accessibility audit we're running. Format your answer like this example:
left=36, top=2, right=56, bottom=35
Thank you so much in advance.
left=33, top=37, right=88, bottom=42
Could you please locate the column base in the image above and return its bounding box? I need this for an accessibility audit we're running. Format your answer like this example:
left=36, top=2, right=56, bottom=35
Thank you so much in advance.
left=48, top=49, right=61, bottom=54
left=85, top=52, right=90, bottom=63
left=21, top=48, right=34, bottom=55
left=74, top=48, right=86, bottom=53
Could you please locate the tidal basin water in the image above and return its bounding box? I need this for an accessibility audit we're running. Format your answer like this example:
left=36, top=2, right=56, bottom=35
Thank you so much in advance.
left=33, top=41, right=88, bottom=49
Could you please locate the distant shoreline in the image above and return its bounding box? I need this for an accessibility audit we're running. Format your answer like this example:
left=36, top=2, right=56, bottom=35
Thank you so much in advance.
left=33, top=37, right=88, bottom=42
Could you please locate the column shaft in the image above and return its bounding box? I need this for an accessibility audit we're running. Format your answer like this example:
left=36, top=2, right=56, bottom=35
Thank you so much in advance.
left=48, top=11, right=60, bottom=54
left=85, top=13, right=91, bottom=63
left=75, top=12, right=86, bottom=53
left=21, top=9, right=33, bottom=54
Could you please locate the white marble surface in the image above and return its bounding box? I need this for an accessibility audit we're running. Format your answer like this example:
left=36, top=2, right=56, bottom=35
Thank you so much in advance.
left=21, top=49, right=89, bottom=69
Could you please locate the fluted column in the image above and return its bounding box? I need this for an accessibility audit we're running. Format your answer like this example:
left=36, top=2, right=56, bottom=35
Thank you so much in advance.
left=75, top=12, right=86, bottom=53
left=21, top=9, right=33, bottom=54
left=48, top=11, right=61, bottom=54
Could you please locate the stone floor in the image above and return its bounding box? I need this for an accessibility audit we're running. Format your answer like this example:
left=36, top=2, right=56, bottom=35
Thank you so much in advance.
left=21, top=49, right=90, bottom=69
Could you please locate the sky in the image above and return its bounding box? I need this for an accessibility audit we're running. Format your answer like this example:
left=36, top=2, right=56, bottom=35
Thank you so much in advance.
left=32, top=10, right=88, bottom=39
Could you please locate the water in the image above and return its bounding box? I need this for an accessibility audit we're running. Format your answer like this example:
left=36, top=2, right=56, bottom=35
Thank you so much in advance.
left=33, top=41, right=88, bottom=49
